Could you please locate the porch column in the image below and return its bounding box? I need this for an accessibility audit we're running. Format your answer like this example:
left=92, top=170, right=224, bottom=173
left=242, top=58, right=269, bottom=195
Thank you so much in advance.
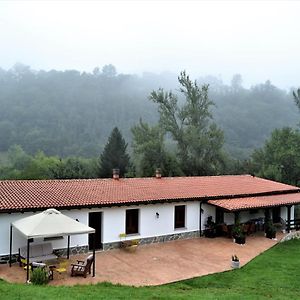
left=287, top=205, right=292, bottom=233
left=199, top=202, right=202, bottom=237
left=264, top=208, right=270, bottom=222
left=234, top=212, right=240, bottom=224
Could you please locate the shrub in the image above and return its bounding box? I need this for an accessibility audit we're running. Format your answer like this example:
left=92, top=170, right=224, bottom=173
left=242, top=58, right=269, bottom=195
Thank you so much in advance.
left=30, top=267, right=49, bottom=285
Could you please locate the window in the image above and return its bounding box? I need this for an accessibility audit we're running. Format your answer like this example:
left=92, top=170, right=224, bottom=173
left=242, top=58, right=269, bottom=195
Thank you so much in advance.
left=174, top=205, right=186, bottom=229
left=126, top=209, right=139, bottom=234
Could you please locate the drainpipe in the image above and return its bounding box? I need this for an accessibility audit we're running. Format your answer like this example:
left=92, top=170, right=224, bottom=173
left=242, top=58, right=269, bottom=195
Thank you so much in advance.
left=199, top=202, right=202, bottom=237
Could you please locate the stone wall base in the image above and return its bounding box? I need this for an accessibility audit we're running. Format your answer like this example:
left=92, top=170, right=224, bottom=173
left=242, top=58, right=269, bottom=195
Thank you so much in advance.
left=280, top=231, right=300, bottom=243
left=53, top=245, right=89, bottom=257
left=103, top=230, right=200, bottom=251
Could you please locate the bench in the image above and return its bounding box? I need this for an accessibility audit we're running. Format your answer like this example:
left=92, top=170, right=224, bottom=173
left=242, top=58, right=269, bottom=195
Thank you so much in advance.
left=119, top=233, right=140, bottom=252
left=120, top=239, right=140, bottom=249
left=19, top=243, right=58, bottom=264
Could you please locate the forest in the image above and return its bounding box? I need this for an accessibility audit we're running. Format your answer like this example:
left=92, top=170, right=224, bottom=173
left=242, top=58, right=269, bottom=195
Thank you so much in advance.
left=0, top=64, right=299, bottom=183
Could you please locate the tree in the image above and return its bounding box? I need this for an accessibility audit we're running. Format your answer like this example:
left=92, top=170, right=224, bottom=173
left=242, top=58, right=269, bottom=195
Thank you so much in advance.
left=293, top=88, right=300, bottom=110
left=149, top=71, right=225, bottom=175
left=231, top=74, right=243, bottom=92
left=251, top=127, right=300, bottom=185
left=50, top=157, right=98, bottom=179
left=98, top=127, right=131, bottom=178
left=102, top=64, right=117, bottom=77
left=131, top=119, right=182, bottom=177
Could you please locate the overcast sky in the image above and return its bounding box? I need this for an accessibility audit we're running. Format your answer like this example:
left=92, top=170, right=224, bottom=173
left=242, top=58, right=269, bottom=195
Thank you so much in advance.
left=0, top=1, right=299, bottom=89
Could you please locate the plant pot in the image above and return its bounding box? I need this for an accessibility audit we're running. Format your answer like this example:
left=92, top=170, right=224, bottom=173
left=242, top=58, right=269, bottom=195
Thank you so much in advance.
left=266, top=231, right=276, bottom=239
left=235, top=236, right=246, bottom=244
left=204, top=229, right=216, bottom=238
left=231, top=260, right=240, bottom=269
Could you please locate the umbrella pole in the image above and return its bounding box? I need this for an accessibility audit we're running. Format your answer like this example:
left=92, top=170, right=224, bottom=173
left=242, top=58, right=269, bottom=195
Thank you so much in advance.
left=67, top=235, right=70, bottom=259
left=9, top=225, right=12, bottom=267
left=26, top=239, right=30, bottom=283
left=93, top=233, right=95, bottom=277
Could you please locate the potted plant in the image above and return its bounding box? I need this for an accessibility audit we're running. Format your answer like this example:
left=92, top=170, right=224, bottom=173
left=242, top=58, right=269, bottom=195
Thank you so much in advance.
left=204, top=216, right=216, bottom=238
left=265, top=220, right=276, bottom=239
left=231, top=254, right=240, bottom=269
left=232, top=221, right=246, bottom=244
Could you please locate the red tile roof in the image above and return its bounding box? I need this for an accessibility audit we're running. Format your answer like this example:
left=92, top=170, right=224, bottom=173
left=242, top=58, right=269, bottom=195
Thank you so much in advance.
left=208, top=192, right=300, bottom=211
left=0, top=175, right=299, bottom=213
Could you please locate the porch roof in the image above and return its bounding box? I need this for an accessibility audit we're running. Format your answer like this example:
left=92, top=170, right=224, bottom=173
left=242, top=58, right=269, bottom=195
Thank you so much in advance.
left=207, top=192, right=300, bottom=212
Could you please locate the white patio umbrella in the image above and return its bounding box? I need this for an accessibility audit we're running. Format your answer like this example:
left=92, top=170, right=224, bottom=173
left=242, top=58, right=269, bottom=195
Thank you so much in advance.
left=9, top=208, right=96, bottom=282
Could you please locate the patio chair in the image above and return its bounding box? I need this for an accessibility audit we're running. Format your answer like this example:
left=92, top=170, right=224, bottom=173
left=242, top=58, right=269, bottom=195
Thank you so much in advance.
left=221, top=224, right=229, bottom=237
left=71, top=254, right=93, bottom=278
left=242, top=224, right=250, bottom=236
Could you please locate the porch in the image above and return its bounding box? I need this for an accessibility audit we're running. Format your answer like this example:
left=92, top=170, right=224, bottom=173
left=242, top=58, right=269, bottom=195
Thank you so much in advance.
left=0, top=231, right=284, bottom=287
left=206, top=192, right=300, bottom=238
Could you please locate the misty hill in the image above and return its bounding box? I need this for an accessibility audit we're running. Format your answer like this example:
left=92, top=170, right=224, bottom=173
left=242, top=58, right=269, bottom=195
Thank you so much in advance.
left=0, top=64, right=298, bottom=159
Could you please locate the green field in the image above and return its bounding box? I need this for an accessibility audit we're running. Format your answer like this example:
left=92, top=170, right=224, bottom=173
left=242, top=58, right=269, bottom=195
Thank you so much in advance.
left=1, top=239, right=300, bottom=300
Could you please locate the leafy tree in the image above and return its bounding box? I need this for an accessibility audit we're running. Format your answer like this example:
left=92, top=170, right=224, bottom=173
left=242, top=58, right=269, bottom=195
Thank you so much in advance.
left=102, top=64, right=117, bottom=77
left=0, top=145, right=97, bottom=180
left=251, top=127, right=300, bottom=185
left=149, top=71, right=225, bottom=175
left=131, top=119, right=182, bottom=177
left=50, top=157, right=98, bottom=179
left=293, top=88, right=300, bottom=110
left=98, top=127, right=131, bottom=178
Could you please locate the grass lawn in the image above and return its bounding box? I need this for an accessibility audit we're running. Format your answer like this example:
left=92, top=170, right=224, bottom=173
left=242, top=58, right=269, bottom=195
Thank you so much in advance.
left=1, top=239, right=300, bottom=300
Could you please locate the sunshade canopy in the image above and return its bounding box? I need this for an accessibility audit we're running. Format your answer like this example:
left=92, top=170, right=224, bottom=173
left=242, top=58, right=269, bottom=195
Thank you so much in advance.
left=12, top=208, right=95, bottom=239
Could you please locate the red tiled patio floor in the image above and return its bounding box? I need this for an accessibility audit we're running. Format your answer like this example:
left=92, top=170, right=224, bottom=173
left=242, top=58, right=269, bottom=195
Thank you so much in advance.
left=0, top=232, right=284, bottom=286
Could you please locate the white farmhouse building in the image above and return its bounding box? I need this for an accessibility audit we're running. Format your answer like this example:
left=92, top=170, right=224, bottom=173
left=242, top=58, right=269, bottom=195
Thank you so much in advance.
left=1, top=174, right=300, bottom=257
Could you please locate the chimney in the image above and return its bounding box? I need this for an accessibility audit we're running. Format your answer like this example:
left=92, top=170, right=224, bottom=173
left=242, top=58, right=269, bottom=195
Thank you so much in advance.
left=155, top=168, right=162, bottom=179
left=113, top=168, right=120, bottom=180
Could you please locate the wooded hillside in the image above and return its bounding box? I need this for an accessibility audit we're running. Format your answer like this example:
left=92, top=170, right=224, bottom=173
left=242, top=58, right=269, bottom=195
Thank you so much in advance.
left=0, top=64, right=297, bottom=159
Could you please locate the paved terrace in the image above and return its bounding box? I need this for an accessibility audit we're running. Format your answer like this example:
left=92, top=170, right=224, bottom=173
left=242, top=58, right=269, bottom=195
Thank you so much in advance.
left=0, top=232, right=284, bottom=287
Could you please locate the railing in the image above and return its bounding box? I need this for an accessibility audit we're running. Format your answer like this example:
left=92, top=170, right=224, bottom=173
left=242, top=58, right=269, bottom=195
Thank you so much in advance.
left=286, top=219, right=300, bottom=231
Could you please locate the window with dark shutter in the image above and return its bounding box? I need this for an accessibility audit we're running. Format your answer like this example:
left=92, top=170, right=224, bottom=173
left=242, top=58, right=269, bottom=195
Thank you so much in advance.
left=174, top=205, right=186, bottom=229
left=126, top=209, right=139, bottom=234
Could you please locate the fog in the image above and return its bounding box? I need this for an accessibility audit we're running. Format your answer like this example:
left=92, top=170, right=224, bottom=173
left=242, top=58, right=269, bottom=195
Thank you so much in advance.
left=1, top=1, right=299, bottom=89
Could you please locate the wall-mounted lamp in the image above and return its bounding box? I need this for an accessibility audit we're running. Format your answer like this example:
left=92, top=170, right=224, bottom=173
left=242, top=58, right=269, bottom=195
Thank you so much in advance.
left=76, top=218, right=79, bottom=222
left=156, top=212, right=160, bottom=219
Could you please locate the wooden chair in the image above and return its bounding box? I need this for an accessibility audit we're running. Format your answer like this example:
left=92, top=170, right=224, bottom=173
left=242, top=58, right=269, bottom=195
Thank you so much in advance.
left=71, top=254, right=93, bottom=278
left=221, top=224, right=229, bottom=237
left=242, top=224, right=250, bottom=236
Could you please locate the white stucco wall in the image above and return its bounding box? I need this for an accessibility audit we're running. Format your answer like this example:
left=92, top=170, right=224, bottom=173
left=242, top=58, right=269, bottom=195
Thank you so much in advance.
left=101, top=201, right=200, bottom=243
left=0, top=201, right=201, bottom=255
